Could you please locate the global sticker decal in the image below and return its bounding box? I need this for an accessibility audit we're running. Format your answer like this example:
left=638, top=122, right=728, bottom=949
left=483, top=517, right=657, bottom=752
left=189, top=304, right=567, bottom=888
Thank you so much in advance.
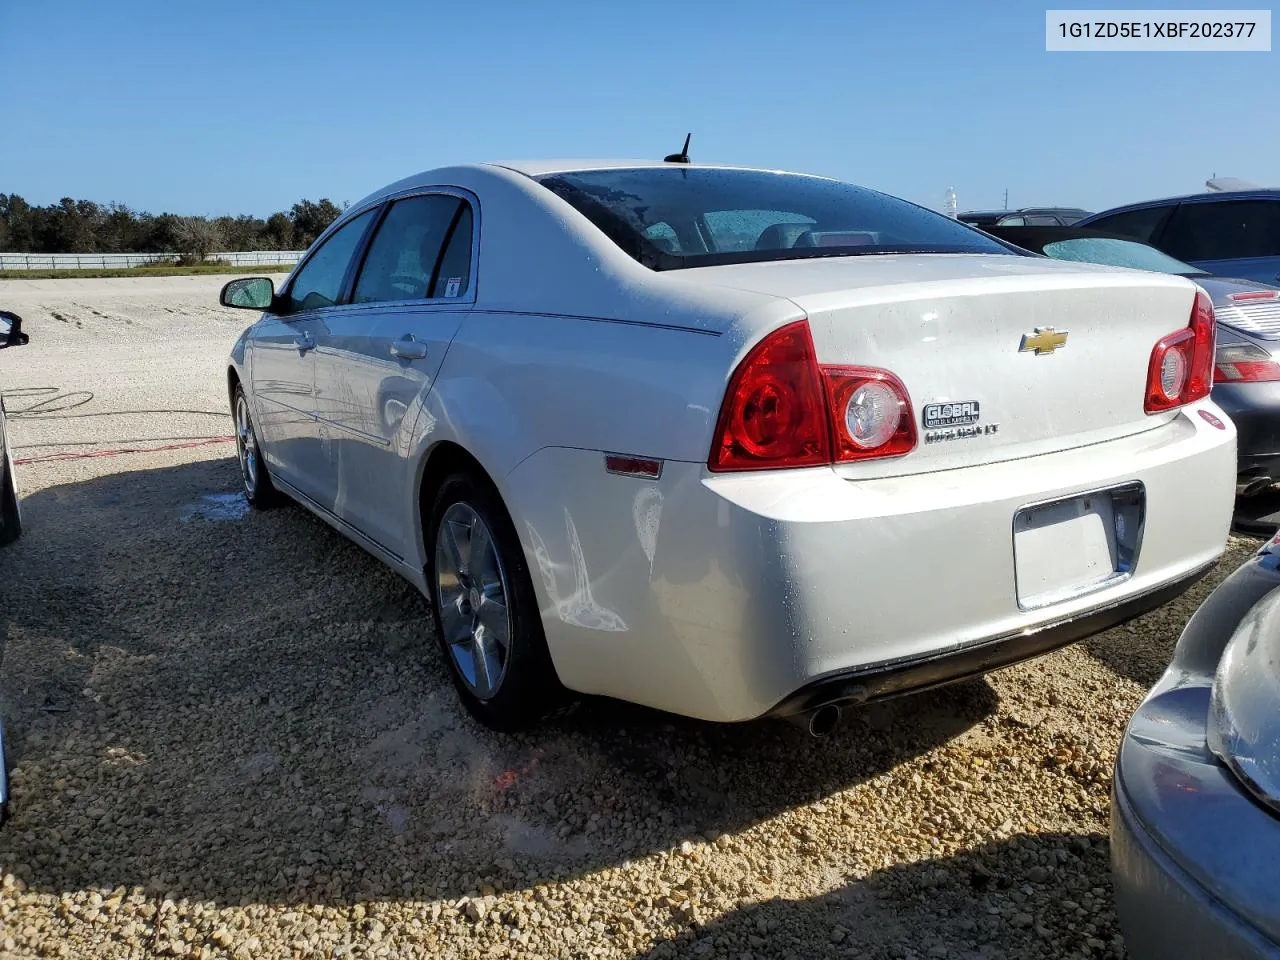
left=923, top=400, right=980, bottom=430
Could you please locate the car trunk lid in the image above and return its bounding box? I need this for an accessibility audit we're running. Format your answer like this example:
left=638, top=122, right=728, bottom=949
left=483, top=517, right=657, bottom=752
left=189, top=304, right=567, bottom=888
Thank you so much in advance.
left=688, top=254, right=1199, bottom=476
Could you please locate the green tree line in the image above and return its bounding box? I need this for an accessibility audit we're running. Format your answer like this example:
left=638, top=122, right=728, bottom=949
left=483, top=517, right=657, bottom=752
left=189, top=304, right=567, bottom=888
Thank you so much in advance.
left=0, top=194, right=344, bottom=258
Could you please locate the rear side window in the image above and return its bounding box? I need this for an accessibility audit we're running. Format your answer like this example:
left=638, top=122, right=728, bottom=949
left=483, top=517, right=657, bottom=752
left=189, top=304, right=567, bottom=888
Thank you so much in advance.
left=353, top=195, right=463, bottom=303
left=1085, top=205, right=1171, bottom=243
left=285, top=208, right=377, bottom=313
left=1161, top=200, right=1280, bottom=261
left=537, top=167, right=1012, bottom=270
left=430, top=203, right=474, bottom=298
left=1025, top=215, right=1059, bottom=226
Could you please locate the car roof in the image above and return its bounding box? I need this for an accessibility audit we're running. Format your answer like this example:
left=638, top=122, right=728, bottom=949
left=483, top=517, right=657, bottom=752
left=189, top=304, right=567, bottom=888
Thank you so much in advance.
left=487, top=159, right=820, bottom=178
left=1085, top=189, right=1280, bottom=219
left=961, top=207, right=1090, bottom=216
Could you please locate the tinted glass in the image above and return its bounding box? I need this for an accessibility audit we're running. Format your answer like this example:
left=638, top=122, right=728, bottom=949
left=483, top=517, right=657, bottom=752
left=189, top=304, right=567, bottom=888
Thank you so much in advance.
left=537, top=168, right=1012, bottom=270
left=997, top=215, right=1026, bottom=226
left=1041, top=238, right=1200, bottom=275
left=643, top=221, right=680, bottom=253
left=702, top=209, right=816, bottom=253
left=353, top=195, right=462, bottom=303
left=430, top=203, right=474, bottom=298
left=1025, top=215, right=1059, bottom=226
left=1161, top=200, right=1280, bottom=261
left=1084, top=205, right=1170, bottom=242
left=285, top=209, right=377, bottom=313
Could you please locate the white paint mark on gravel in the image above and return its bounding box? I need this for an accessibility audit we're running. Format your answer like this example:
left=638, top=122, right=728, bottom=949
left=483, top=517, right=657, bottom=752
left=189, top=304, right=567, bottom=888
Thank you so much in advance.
left=179, top=492, right=250, bottom=523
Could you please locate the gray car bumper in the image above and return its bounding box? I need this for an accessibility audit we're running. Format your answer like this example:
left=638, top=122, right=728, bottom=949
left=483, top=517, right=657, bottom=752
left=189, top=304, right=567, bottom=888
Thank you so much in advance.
left=0, top=717, right=8, bottom=823
left=1112, top=551, right=1280, bottom=958
left=1112, top=779, right=1280, bottom=960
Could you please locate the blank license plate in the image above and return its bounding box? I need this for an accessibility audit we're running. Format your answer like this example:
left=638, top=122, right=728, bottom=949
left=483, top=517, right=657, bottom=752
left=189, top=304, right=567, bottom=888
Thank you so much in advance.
left=1014, top=493, right=1121, bottom=610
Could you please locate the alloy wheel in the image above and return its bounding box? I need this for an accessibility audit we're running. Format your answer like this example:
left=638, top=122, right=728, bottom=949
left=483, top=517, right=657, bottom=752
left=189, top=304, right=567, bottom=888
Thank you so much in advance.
left=234, top=393, right=259, bottom=497
left=434, top=502, right=513, bottom=699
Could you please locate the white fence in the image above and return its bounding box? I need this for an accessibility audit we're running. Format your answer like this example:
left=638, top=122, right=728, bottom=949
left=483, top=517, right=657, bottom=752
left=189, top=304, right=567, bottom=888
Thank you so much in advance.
left=0, top=250, right=306, bottom=271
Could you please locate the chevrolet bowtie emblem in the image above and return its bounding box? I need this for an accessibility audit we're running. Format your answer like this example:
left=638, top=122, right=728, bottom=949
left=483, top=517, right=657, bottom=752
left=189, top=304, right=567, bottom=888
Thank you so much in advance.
left=1019, top=326, right=1069, bottom=355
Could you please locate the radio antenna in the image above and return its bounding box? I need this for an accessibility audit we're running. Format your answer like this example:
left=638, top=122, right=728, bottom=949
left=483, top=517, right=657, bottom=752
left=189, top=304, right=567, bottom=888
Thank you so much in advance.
left=663, top=133, right=692, bottom=164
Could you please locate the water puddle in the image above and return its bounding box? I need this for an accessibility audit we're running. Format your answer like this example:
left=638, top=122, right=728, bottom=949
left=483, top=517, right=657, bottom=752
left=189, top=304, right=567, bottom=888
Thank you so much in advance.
left=180, top=492, right=250, bottom=523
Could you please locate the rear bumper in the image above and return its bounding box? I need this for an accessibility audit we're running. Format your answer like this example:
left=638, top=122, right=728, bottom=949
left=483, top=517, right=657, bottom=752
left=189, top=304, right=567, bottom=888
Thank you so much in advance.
left=769, top=559, right=1212, bottom=715
left=1213, top=381, right=1280, bottom=481
left=510, top=403, right=1235, bottom=722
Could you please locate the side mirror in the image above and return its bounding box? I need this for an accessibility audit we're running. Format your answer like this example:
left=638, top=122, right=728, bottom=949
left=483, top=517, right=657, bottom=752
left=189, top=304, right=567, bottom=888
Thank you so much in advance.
left=220, top=277, right=276, bottom=311
left=0, top=311, right=28, bottom=349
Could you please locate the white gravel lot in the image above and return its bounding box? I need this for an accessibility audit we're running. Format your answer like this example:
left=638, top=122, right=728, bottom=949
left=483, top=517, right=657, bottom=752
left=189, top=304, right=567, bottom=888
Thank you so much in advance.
left=0, top=276, right=1261, bottom=960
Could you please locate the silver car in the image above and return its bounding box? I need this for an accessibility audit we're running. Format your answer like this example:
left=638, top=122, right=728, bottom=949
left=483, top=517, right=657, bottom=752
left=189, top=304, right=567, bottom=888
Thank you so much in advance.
left=1113, top=539, right=1280, bottom=958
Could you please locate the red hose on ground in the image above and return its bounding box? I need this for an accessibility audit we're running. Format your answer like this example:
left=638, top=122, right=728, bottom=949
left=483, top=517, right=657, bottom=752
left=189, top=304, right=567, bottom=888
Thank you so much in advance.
left=13, top=436, right=235, bottom=466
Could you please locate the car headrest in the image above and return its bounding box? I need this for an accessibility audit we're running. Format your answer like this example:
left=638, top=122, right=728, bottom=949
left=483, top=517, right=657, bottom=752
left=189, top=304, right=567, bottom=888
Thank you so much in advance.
left=754, top=222, right=816, bottom=250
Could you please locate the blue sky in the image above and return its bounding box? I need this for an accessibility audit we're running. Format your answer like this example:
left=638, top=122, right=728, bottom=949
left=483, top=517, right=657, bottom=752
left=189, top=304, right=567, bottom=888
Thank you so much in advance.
left=2, top=1, right=1275, bottom=217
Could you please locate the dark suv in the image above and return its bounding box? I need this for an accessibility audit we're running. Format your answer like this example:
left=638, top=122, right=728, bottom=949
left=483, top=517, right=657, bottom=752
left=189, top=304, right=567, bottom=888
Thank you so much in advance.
left=1080, top=191, right=1280, bottom=285
left=959, top=207, right=1092, bottom=228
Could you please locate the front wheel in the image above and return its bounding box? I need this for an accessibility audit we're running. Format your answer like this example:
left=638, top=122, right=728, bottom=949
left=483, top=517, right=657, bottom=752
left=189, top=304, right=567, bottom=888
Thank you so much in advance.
left=233, top=385, right=281, bottom=508
left=426, top=470, right=566, bottom=730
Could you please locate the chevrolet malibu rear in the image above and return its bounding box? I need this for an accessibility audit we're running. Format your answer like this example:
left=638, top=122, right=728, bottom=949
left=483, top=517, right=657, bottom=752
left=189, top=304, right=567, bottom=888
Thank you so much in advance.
left=225, top=162, right=1236, bottom=730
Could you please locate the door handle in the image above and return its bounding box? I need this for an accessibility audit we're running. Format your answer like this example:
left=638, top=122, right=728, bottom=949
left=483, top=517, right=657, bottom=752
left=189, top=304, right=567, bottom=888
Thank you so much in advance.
left=294, top=333, right=315, bottom=353
left=390, top=336, right=427, bottom=360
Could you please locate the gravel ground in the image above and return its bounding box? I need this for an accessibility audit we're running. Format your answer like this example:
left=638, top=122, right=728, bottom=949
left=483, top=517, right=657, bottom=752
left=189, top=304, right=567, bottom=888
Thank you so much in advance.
left=0, top=276, right=1262, bottom=960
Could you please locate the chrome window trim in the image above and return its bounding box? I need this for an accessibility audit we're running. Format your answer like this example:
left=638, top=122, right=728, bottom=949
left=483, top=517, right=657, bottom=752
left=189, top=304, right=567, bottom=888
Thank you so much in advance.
left=349, top=185, right=480, bottom=308
left=278, top=185, right=481, bottom=316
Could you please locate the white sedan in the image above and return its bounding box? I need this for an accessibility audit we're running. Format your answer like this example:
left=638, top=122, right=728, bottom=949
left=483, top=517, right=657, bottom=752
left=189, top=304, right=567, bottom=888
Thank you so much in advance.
left=221, top=160, right=1236, bottom=732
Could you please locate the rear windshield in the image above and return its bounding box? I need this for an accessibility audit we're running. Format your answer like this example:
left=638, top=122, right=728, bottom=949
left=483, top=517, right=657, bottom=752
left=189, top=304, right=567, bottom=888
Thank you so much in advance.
left=536, top=168, right=1015, bottom=270
left=1041, top=237, right=1203, bottom=276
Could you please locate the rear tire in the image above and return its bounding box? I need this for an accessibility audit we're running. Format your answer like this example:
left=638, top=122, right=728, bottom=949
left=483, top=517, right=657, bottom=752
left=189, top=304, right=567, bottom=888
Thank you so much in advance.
left=0, top=448, right=21, bottom=546
left=426, top=469, right=566, bottom=730
left=232, top=385, right=281, bottom=509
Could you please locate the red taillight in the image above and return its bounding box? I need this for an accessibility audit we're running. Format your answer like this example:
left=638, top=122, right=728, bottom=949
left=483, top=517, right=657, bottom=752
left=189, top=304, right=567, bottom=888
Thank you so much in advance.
left=1144, top=290, right=1215, bottom=413
left=709, top=320, right=830, bottom=471
left=709, top=320, right=916, bottom=471
left=1215, top=342, right=1280, bottom=382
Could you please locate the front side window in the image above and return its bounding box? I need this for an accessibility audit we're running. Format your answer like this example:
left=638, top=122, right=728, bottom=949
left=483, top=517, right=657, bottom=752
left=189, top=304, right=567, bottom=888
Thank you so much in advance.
left=537, top=167, right=1012, bottom=270
left=1085, top=205, right=1171, bottom=243
left=284, top=208, right=377, bottom=314
left=352, top=194, right=465, bottom=303
left=1161, top=200, right=1280, bottom=261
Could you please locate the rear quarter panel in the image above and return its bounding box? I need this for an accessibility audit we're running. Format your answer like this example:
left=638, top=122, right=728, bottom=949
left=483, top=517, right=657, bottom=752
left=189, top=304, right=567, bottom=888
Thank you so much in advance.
left=401, top=310, right=736, bottom=571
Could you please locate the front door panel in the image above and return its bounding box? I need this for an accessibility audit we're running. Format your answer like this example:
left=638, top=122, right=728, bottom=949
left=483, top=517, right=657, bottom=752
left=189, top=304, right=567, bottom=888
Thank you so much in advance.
left=248, top=314, right=319, bottom=492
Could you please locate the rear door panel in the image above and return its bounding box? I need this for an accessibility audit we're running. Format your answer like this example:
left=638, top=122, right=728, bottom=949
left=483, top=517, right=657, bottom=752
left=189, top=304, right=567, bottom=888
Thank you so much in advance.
left=311, top=192, right=476, bottom=557
left=312, top=303, right=464, bottom=556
